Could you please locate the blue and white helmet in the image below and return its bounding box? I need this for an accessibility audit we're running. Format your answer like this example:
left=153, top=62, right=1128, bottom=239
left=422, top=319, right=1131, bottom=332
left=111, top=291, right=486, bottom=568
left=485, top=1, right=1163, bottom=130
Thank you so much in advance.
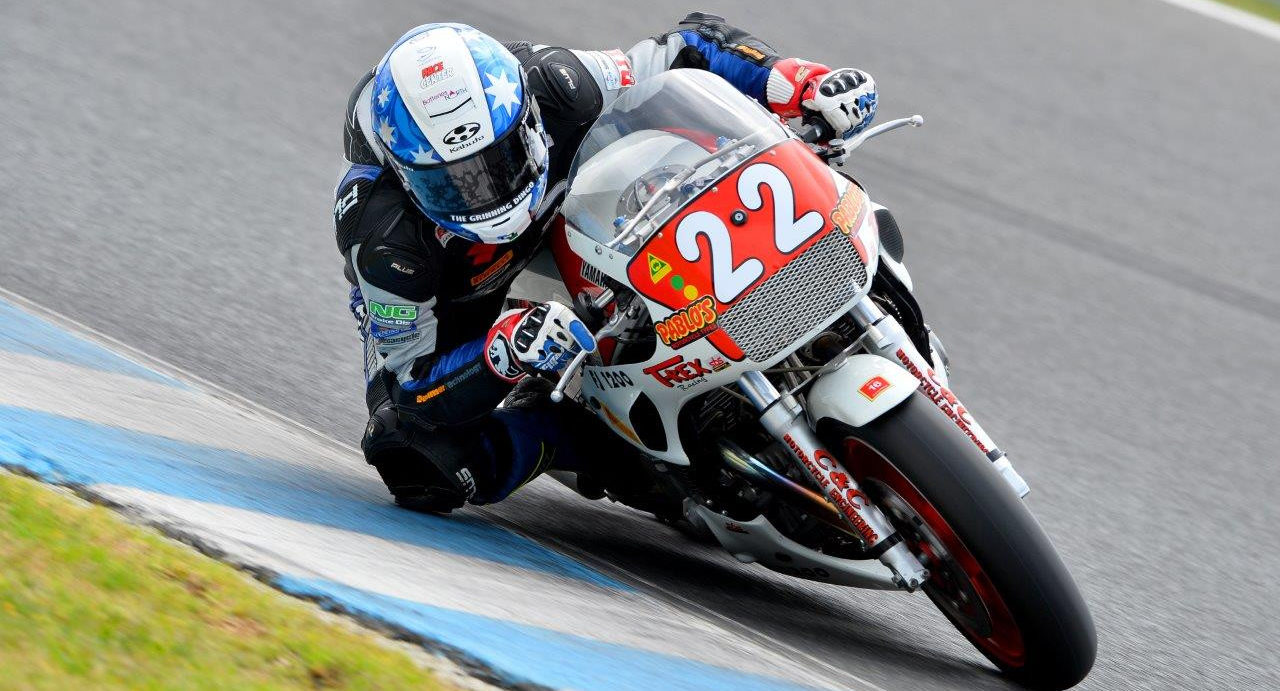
left=371, top=24, right=550, bottom=243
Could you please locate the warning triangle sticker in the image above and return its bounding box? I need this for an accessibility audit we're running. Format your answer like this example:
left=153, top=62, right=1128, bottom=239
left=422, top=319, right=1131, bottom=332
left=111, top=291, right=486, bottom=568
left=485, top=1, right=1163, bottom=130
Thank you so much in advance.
left=647, top=253, right=672, bottom=283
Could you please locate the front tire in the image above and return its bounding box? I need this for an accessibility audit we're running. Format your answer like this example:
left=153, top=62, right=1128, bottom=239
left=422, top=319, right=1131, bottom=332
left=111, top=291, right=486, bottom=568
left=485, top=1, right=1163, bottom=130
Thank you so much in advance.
left=820, top=393, right=1096, bottom=689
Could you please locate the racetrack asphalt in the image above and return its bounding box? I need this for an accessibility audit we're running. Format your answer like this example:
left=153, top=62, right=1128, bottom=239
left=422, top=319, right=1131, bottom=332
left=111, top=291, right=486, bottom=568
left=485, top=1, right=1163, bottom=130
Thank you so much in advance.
left=2, top=1, right=1278, bottom=688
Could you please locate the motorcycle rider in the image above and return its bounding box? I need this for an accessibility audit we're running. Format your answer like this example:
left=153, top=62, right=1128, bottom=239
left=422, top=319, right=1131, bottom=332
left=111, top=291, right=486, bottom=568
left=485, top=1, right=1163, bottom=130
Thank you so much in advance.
left=335, top=13, right=879, bottom=513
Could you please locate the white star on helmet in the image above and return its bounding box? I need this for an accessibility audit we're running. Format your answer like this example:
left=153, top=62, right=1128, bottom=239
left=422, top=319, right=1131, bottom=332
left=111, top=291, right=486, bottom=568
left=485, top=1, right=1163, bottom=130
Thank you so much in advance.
left=411, top=146, right=435, bottom=164
left=377, top=118, right=396, bottom=145
left=484, top=71, right=521, bottom=117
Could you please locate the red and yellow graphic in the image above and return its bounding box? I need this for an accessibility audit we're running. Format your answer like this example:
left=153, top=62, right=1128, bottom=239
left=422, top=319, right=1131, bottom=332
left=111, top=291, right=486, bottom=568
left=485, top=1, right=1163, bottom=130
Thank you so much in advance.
left=858, top=375, right=891, bottom=401
left=654, top=295, right=718, bottom=348
left=831, top=183, right=871, bottom=262
left=626, top=140, right=844, bottom=361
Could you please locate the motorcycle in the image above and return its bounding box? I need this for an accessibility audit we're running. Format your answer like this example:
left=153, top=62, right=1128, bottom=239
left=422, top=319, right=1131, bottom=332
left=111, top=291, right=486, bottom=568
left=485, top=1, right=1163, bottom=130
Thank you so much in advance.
left=511, top=69, right=1096, bottom=689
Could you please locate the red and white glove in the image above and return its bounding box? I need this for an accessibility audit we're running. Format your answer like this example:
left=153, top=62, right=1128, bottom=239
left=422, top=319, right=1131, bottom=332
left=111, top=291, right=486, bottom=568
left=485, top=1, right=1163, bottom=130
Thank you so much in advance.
left=766, top=59, right=878, bottom=137
left=485, top=301, right=596, bottom=382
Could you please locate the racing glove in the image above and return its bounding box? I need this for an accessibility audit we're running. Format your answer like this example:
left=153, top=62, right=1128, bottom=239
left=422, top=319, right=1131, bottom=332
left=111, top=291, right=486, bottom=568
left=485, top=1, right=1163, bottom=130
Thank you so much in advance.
left=766, top=59, right=878, bottom=138
left=484, top=301, right=596, bottom=382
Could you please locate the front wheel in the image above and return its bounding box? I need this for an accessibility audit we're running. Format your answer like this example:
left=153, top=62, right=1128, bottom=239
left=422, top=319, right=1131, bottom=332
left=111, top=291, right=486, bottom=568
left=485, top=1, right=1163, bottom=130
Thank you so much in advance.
left=820, top=394, right=1096, bottom=689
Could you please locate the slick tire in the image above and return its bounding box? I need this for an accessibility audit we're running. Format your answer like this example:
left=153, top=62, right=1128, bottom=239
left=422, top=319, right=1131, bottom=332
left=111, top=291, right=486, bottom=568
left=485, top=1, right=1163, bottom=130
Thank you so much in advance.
left=820, top=393, right=1096, bottom=689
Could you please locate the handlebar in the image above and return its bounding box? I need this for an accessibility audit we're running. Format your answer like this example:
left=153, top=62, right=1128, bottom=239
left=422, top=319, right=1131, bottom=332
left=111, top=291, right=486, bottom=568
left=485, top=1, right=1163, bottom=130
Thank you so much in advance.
left=796, top=119, right=834, bottom=145
left=798, top=114, right=925, bottom=165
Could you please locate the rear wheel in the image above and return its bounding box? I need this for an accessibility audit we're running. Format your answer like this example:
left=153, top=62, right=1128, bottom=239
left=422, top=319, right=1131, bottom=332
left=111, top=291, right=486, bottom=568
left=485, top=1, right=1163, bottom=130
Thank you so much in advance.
left=820, top=393, right=1096, bottom=689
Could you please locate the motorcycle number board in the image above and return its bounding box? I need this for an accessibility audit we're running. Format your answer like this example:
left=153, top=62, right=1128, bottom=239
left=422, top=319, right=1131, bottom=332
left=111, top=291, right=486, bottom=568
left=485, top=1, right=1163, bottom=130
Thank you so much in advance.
left=627, top=140, right=866, bottom=361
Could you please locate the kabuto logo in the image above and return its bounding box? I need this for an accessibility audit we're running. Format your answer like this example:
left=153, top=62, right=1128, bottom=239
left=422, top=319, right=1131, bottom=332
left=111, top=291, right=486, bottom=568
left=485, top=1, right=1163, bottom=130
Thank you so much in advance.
left=443, top=122, right=482, bottom=145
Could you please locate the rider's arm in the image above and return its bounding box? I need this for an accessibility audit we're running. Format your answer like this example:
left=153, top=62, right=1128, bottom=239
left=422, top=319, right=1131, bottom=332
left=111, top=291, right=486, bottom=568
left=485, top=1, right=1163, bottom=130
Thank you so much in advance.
left=505, top=13, right=789, bottom=115
left=625, top=12, right=781, bottom=104
left=624, top=12, right=877, bottom=134
left=336, top=172, right=515, bottom=429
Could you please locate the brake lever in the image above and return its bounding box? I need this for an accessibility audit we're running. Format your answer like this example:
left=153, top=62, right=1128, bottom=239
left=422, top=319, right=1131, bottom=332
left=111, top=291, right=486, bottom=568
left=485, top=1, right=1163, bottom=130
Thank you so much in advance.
left=550, top=289, right=626, bottom=403
left=828, top=115, right=924, bottom=166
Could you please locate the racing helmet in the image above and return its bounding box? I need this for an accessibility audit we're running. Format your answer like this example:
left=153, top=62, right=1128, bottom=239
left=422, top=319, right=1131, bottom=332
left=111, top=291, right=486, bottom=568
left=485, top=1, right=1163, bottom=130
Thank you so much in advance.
left=371, top=24, right=550, bottom=243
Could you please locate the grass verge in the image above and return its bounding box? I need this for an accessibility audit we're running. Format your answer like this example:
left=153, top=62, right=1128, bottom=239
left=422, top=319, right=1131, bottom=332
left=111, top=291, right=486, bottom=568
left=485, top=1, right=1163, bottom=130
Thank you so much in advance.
left=0, top=470, right=453, bottom=690
left=1212, top=0, right=1280, bottom=22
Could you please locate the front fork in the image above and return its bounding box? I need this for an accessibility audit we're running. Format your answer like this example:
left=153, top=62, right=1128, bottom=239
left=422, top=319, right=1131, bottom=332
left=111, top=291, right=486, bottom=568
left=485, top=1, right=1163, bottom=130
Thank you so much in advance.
left=847, top=297, right=1030, bottom=497
left=734, top=296, right=1031, bottom=590
left=738, top=370, right=930, bottom=590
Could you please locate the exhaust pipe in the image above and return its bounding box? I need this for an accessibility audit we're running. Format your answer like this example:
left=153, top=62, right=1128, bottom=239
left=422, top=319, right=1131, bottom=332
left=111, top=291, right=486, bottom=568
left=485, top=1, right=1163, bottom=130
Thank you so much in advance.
left=717, top=440, right=853, bottom=535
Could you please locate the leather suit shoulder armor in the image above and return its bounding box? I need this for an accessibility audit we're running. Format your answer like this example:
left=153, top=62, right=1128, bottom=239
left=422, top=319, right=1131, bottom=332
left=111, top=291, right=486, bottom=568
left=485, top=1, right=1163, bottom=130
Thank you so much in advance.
left=353, top=183, right=440, bottom=303
left=518, top=47, right=604, bottom=127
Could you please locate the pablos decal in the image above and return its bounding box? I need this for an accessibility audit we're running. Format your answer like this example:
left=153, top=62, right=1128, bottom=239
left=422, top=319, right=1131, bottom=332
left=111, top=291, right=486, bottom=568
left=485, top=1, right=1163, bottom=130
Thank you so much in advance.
left=654, top=295, right=718, bottom=348
left=830, top=183, right=871, bottom=262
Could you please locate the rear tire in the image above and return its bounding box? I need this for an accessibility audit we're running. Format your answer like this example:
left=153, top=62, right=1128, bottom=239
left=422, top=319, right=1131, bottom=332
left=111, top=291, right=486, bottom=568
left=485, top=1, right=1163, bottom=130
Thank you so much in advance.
left=820, top=393, right=1096, bottom=689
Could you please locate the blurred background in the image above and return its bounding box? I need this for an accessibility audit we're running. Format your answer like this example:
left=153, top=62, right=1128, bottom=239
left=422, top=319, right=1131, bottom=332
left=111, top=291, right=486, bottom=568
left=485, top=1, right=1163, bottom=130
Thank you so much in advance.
left=2, top=1, right=1278, bottom=688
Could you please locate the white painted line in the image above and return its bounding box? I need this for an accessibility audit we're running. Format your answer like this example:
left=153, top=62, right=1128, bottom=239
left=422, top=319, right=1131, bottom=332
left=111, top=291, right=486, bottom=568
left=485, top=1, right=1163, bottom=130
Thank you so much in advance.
left=1153, top=0, right=1280, bottom=42
left=0, top=288, right=865, bottom=689
left=0, top=350, right=355, bottom=468
left=96, top=485, right=832, bottom=682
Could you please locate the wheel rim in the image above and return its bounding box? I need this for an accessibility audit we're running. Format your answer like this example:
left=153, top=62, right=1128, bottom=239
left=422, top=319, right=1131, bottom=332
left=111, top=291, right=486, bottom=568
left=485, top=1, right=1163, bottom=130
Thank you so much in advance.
left=844, top=439, right=1026, bottom=667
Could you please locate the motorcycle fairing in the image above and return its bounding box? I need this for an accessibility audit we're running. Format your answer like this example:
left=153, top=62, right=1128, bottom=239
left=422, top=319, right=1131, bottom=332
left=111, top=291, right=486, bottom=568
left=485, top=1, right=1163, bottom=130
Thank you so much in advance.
left=623, top=140, right=870, bottom=361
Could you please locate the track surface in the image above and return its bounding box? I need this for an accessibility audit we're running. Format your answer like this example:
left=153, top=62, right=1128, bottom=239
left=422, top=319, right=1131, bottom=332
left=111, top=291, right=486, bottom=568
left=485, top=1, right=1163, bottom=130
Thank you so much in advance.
left=3, top=1, right=1278, bottom=688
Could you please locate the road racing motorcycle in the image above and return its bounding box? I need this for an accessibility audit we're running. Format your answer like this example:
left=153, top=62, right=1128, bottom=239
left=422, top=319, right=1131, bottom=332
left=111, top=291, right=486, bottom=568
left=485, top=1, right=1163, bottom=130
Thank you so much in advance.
left=510, top=69, right=1096, bottom=689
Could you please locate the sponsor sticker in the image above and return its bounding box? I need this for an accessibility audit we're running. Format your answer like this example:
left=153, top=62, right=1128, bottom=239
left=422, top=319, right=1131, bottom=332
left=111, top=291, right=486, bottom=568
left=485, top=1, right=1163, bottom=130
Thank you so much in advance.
left=859, top=375, right=891, bottom=401
left=421, top=86, right=470, bottom=107
left=587, top=369, right=634, bottom=390
left=444, top=122, right=482, bottom=146
left=591, top=49, right=636, bottom=91
left=414, top=44, right=438, bottom=63
left=647, top=253, right=672, bottom=283
left=580, top=262, right=608, bottom=287
left=831, top=185, right=864, bottom=236
left=448, top=179, right=535, bottom=223
left=731, top=44, right=767, bottom=61
left=486, top=332, right=524, bottom=382
left=654, top=295, right=718, bottom=349
left=643, top=355, right=711, bottom=390
left=420, top=62, right=456, bottom=88
left=368, top=301, right=418, bottom=327
left=415, top=385, right=447, bottom=404
left=470, top=249, right=514, bottom=287
left=334, top=184, right=359, bottom=220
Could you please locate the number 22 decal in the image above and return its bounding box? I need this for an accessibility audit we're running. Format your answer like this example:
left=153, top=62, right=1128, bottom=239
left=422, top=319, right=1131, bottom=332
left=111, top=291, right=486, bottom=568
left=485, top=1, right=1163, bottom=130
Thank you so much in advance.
left=675, top=163, right=824, bottom=304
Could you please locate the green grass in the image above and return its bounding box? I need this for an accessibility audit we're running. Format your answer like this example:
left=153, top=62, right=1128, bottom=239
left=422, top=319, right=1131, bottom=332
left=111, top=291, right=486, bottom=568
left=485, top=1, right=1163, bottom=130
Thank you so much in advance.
left=0, top=471, right=453, bottom=690
left=1213, top=0, right=1280, bottom=22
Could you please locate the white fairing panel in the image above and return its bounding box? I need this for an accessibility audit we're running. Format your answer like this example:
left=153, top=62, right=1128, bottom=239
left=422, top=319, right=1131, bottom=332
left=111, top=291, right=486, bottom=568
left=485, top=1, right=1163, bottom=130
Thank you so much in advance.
left=807, top=354, right=917, bottom=427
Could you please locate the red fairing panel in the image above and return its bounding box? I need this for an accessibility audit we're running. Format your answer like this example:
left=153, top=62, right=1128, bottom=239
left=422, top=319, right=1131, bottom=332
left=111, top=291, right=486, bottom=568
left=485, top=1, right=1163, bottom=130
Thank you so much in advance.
left=549, top=216, right=620, bottom=363
left=625, top=140, right=867, bottom=361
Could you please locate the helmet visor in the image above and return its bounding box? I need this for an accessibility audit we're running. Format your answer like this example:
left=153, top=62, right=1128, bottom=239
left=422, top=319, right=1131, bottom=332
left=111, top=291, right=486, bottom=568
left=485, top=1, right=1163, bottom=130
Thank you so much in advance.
left=394, top=103, right=546, bottom=225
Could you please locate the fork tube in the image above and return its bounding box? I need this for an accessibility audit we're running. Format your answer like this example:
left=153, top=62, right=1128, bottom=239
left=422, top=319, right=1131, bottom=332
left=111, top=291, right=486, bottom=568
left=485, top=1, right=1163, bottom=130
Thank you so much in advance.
left=849, top=296, right=1030, bottom=497
left=737, top=371, right=930, bottom=590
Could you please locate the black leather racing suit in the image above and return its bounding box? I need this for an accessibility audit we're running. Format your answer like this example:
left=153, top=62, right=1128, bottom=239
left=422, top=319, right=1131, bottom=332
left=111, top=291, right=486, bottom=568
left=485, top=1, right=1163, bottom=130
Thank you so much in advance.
left=334, top=13, right=797, bottom=510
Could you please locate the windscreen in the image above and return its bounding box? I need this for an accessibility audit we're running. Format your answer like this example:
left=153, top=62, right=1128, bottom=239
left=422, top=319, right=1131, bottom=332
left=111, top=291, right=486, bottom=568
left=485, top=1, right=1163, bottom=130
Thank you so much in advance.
left=563, top=69, right=790, bottom=252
